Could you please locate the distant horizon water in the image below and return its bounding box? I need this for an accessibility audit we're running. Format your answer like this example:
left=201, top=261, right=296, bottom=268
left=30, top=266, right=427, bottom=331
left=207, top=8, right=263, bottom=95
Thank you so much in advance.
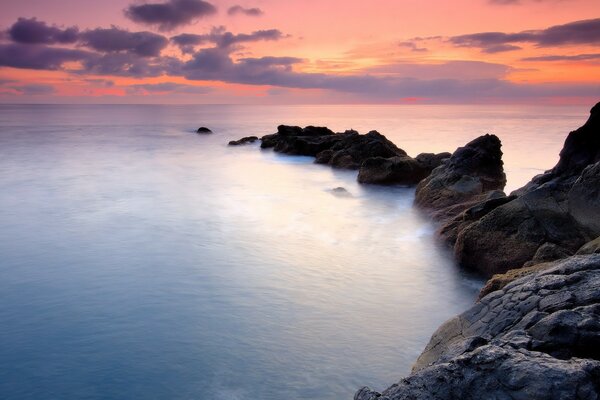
left=0, top=103, right=589, bottom=399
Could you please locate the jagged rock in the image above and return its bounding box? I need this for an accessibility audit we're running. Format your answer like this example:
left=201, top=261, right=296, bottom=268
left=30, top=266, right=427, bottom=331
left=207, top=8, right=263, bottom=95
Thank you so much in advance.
left=228, top=136, right=258, bottom=146
left=356, top=255, right=600, bottom=400
left=315, top=130, right=407, bottom=169
left=569, top=162, right=600, bottom=235
left=357, top=152, right=450, bottom=185
left=414, top=134, right=506, bottom=221
left=357, top=156, right=428, bottom=185
left=578, top=236, right=600, bottom=255
left=196, top=126, right=212, bottom=133
left=260, top=126, right=407, bottom=169
left=454, top=105, right=600, bottom=276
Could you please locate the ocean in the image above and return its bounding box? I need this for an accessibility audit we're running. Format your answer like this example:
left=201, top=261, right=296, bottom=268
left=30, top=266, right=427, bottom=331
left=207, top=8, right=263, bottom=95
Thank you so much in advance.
left=0, top=103, right=588, bottom=399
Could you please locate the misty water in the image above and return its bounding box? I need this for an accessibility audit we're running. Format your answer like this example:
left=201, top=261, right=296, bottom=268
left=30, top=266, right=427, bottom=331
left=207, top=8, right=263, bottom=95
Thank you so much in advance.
left=0, top=104, right=588, bottom=399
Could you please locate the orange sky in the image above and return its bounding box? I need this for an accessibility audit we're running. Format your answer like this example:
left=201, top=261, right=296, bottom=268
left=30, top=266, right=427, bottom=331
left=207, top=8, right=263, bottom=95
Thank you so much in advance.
left=0, top=0, right=599, bottom=104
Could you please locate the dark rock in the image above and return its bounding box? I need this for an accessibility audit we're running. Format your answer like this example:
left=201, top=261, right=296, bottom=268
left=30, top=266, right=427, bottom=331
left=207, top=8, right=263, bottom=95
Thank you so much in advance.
left=356, top=255, right=600, bottom=400
left=357, top=152, right=450, bottom=185
left=453, top=104, right=600, bottom=276
left=357, top=156, right=428, bottom=185
left=577, top=236, right=600, bottom=255
left=414, top=134, right=506, bottom=221
left=229, top=136, right=258, bottom=146
left=197, top=126, right=212, bottom=133
left=415, top=152, right=451, bottom=170
left=569, top=161, right=600, bottom=235
left=260, top=126, right=406, bottom=170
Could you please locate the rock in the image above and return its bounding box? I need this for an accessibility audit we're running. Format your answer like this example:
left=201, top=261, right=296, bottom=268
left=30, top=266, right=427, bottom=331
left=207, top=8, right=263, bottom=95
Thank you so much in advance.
left=453, top=104, right=600, bottom=276
left=577, top=236, right=600, bottom=255
left=569, top=162, right=600, bottom=235
left=415, top=152, right=451, bottom=170
left=478, top=261, right=558, bottom=299
left=414, top=134, right=506, bottom=220
left=197, top=126, right=212, bottom=133
left=229, top=136, right=258, bottom=146
left=260, top=126, right=407, bottom=170
left=357, top=152, right=450, bottom=185
left=329, top=187, right=352, bottom=198
left=356, top=255, right=600, bottom=400
left=316, top=130, right=407, bottom=170
left=357, top=156, right=428, bottom=185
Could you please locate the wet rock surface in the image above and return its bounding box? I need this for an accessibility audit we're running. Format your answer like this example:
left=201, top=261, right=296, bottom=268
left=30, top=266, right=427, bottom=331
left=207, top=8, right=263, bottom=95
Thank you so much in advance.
left=355, top=255, right=600, bottom=400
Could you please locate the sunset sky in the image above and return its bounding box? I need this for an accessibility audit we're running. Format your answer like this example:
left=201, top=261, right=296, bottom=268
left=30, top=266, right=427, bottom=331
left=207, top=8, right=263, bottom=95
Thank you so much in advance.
left=0, top=0, right=599, bottom=104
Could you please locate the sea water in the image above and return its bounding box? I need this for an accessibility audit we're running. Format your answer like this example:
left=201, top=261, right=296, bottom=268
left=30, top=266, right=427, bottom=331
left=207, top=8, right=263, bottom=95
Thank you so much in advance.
left=0, top=104, right=588, bottom=399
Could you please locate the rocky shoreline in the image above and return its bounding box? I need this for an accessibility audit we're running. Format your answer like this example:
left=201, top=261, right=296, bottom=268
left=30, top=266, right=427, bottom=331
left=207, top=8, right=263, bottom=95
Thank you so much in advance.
left=229, top=102, right=600, bottom=399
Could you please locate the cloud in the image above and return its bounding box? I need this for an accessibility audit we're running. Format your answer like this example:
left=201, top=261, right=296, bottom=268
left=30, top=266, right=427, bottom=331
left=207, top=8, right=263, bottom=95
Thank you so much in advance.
left=227, top=5, right=264, bottom=16
left=81, top=53, right=182, bottom=77
left=10, top=84, right=56, bottom=95
left=80, top=27, right=168, bottom=57
left=84, top=78, right=115, bottom=87
left=171, top=27, right=285, bottom=53
left=366, top=60, right=512, bottom=80
left=450, top=18, right=600, bottom=52
left=8, top=17, right=78, bottom=44
left=0, top=43, right=92, bottom=69
left=398, top=41, right=428, bottom=52
left=521, top=53, right=600, bottom=61
left=124, top=0, right=217, bottom=31
left=126, top=82, right=212, bottom=94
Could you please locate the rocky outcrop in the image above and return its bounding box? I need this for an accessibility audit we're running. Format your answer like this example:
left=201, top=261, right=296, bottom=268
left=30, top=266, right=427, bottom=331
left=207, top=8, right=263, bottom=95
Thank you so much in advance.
left=453, top=104, right=600, bottom=276
left=228, top=136, right=258, bottom=146
left=414, top=134, right=507, bottom=221
left=355, top=254, right=600, bottom=400
left=197, top=126, right=212, bottom=133
left=357, top=152, right=450, bottom=185
left=260, top=125, right=407, bottom=170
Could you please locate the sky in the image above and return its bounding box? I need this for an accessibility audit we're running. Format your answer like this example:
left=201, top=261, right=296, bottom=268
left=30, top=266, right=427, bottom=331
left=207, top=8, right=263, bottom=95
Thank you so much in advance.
left=0, top=0, right=599, bottom=104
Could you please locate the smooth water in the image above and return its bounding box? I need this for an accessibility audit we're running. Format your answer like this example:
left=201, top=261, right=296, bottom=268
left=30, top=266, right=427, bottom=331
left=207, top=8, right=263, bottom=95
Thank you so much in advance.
left=0, top=104, right=588, bottom=400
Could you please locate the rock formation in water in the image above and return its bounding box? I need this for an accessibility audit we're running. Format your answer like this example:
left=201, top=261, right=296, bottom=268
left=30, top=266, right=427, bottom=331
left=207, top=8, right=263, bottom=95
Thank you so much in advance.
left=229, top=136, right=258, bottom=145
left=197, top=127, right=213, bottom=133
left=232, top=125, right=450, bottom=185
left=413, top=103, right=600, bottom=277
left=355, top=254, right=600, bottom=400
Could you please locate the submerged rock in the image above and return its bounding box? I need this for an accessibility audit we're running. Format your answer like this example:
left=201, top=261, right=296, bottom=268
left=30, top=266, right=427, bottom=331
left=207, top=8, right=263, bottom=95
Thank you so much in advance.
left=196, top=126, right=212, bottom=133
left=356, top=254, right=600, bottom=400
left=329, top=187, right=353, bottom=198
left=229, top=136, right=258, bottom=146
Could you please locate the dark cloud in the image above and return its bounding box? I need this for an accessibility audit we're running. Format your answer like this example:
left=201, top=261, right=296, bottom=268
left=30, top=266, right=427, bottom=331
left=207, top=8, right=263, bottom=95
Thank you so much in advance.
left=227, top=5, right=264, bottom=17
left=10, top=84, right=56, bottom=95
left=171, top=27, right=285, bottom=53
left=84, top=78, right=115, bottom=87
left=126, top=82, right=212, bottom=94
left=81, top=53, right=182, bottom=77
left=124, top=0, right=217, bottom=31
left=0, top=43, right=92, bottom=70
left=521, top=53, right=600, bottom=61
left=80, top=27, right=168, bottom=57
left=8, top=18, right=78, bottom=44
left=482, top=44, right=522, bottom=53
left=398, top=41, right=428, bottom=52
left=450, top=18, right=600, bottom=52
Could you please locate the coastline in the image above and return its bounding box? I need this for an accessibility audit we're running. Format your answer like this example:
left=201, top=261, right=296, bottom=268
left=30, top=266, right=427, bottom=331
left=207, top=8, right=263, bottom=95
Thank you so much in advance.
left=230, top=102, right=600, bottom=399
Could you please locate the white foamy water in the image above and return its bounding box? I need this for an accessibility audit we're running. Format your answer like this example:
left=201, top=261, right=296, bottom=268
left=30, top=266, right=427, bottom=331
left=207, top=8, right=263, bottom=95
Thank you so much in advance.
left=0, top=104, right=588, bottom=399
